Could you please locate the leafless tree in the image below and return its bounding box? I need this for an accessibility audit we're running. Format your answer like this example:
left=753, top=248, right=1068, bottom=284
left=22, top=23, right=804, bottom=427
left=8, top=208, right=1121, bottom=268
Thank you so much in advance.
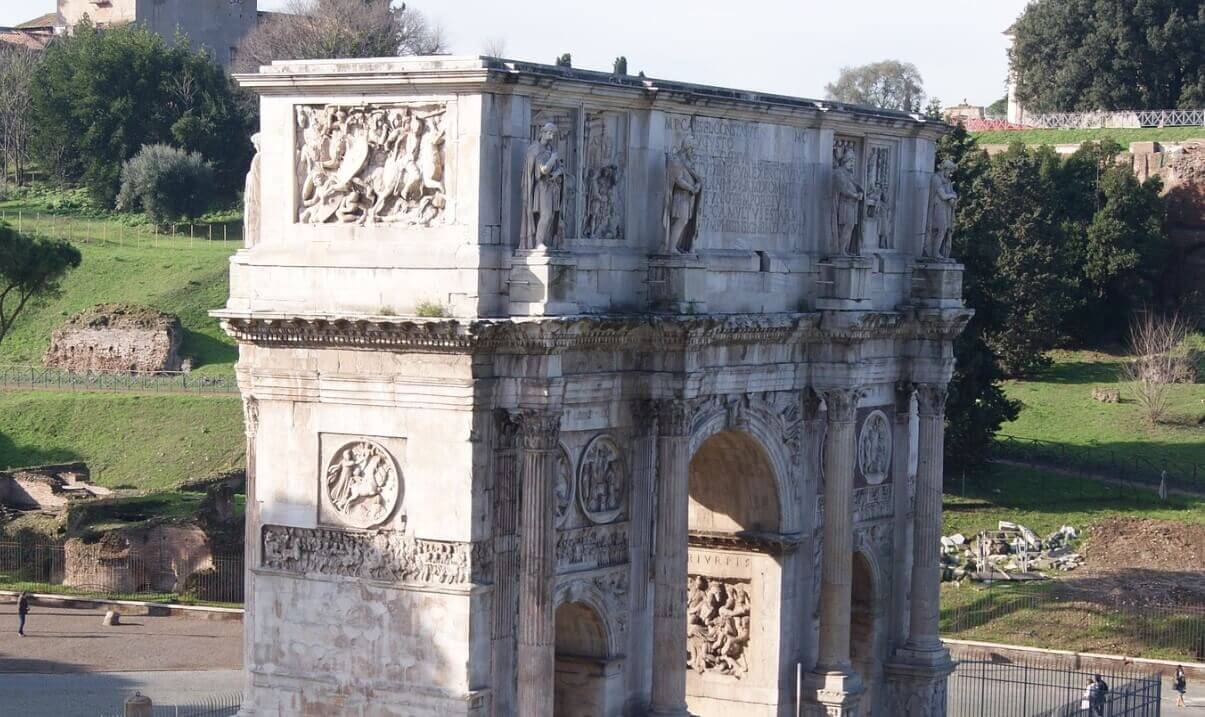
left=481, top=36, right=507, bottom=58
left=0, top=46, right=40, bottom=188
left=1119, top=311, right=1193, bottom=424
left=234, top=0, right=445, bottom=73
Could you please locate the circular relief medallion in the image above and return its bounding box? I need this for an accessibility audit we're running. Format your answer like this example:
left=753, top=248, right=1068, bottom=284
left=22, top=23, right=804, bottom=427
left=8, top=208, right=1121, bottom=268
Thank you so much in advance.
left=577, top=435, right=626, bottom=524
left=324, top=439, right=402, bottom=529
left=857, top=410, right=892, bottom=485
left=554, top=446, right=573, bottom=527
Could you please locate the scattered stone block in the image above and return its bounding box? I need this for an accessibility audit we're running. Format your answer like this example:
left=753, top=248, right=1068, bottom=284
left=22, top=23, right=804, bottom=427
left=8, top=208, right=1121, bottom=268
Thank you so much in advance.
left=103, top=610, right=120, bottom=626
left=1092, top=387, right=1120, bottom=403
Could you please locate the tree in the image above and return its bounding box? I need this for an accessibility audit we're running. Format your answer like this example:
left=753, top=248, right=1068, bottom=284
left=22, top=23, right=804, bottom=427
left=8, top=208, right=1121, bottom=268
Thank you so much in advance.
left=824, top=60, right=925, bottom=113
left=116, top=144, right=216, bottom=228
left=30, top=21, right=251, bottom=205
left=935, top=124, right=1020, bottom=471
left=1010, top=0, right=1204, bottom=111
left=0, top=223, right=82, bottom=348
left=1119, top=311, right=1192, bottom=424
left=235, top=0, right=445, bottom=72
left=986, top=95, right=1008, bottom=119
left=0, top=46, right=39, bottom=187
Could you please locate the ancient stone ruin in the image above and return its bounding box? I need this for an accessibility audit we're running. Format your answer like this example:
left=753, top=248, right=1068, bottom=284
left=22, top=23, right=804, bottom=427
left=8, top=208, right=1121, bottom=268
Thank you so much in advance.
left=62, top=523, right=215, bottom=595
left=221, top=57, right=970, bottom=717
left=0, top=462, right=111, bottom=512
left=941, top=522, right=1083, bottom=582
left=43, top=303, right=185, bottom=373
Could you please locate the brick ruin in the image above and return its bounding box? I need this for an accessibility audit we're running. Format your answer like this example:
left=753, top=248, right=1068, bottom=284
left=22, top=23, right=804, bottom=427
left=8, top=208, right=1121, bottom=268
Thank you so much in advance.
left=42, top=303, right=185, bottom=373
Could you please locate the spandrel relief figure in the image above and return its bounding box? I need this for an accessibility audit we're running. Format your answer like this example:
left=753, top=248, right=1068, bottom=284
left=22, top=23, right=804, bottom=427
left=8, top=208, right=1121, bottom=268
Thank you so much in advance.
left=831, top=149, right=865, bottom=256
left=296, top=103, right=447, bottom=226
left=926, top=159, right=958, bottom=260
left=520, top=122, right=565, bottom=250
left=663, top=136, right=703, bottom=254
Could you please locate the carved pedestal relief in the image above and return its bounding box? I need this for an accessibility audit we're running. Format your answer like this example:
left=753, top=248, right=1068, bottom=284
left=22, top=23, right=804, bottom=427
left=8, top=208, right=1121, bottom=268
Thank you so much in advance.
left=686, top=575, right=752, bottom=677
left=857, top=409, right=892, bottom=486
left=582, top=111, right=627, bottom=240
left=577, top=434, right=627, bottom=524
left=321, top=438, right=402, bottom=529
left=296, top=103, right=447, bottom=226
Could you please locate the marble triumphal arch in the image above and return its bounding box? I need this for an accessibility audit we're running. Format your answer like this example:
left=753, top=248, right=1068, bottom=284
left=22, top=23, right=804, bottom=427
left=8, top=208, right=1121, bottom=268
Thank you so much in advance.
left=219, top=57, right=967, bottom=717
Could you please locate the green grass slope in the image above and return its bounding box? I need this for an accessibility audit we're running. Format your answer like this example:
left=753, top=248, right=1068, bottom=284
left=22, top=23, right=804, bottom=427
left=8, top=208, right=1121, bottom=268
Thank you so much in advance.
left=972, top=126, right=1203, bottom=146
left=1000, top=348, right=1205, bottom=470
left=0, top=390, right=244, bottom=491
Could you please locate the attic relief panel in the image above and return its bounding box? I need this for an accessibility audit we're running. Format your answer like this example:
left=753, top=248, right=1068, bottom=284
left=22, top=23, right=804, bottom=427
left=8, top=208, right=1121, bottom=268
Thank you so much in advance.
left=296, top=103, right=447, bottom=226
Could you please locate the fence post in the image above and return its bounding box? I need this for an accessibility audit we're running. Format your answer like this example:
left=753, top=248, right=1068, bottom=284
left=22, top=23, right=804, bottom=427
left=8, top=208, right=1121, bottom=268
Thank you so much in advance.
left=124, top=691, right=152, bottom=717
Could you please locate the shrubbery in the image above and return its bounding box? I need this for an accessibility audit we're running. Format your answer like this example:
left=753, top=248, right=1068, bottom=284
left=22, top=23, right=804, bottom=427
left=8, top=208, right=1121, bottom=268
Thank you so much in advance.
left=116, top=145, right=215, bottom=227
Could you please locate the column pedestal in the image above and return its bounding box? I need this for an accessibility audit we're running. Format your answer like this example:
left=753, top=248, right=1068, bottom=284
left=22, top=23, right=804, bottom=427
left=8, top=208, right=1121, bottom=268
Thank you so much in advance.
left=509, top=248, right=579, bottom=316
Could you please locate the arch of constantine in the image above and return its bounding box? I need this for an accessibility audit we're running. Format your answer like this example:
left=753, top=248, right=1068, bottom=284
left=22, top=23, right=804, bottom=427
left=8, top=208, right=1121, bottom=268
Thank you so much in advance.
left=218, top=56, right=968, bottom=717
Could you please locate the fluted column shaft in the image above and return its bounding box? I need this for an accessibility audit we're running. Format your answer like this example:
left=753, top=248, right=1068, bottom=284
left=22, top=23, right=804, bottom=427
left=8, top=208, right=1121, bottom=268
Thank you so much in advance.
left=515, top=410, right=560, bottom=717
left=650, top=400, right=692, bottom=716
left=817, top=388, right=859, bottom=671
left=907, top=384, right=947, bottom=652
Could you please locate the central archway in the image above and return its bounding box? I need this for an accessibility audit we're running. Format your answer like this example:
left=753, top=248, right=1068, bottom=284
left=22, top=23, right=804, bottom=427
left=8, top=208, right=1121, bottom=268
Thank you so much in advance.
left=685, top=428, right=785, bottom=715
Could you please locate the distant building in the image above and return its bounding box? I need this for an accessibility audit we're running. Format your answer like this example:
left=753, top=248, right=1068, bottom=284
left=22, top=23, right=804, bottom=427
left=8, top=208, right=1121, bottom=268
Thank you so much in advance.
left=12, top=0, right=263, bottom=67
left=0, top=12, right=62, bottom=51
left=943, top=100, right=985, bottom=123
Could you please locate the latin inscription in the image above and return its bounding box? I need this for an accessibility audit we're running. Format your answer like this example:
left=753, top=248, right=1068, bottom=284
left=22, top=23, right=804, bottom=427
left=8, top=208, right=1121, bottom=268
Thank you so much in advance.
left=666, top=116, right=806, bottom=237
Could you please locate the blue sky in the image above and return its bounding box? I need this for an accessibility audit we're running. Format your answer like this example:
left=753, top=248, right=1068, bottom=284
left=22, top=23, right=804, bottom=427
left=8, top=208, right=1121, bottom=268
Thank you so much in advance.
left=2, top=0, right=1029, bottom=106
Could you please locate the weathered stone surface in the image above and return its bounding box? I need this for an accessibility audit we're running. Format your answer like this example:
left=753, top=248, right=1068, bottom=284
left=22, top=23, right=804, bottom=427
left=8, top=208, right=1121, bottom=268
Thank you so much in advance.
left=43, top=304, right=184, bottom=374
left=223, top=56, right=967, bottom=717
left=63, top=523, right=215, bottom=595
left=0, top=462, right=106, bottom=511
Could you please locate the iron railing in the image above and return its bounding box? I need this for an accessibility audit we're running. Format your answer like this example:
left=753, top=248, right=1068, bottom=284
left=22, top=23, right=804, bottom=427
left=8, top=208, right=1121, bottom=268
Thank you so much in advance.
left=991, top=433, right=1205, bottom=495
left=962, top=108, right=1205, bottom=132
left=101, top=692, right=242, bottom=717
left=948, top=650, right=1163, bottom=716
left=0, top=540, right=244, bottom=605
left=0, top=365, right=237, bottom=395
left=942, top=583, right=1205, bottom=664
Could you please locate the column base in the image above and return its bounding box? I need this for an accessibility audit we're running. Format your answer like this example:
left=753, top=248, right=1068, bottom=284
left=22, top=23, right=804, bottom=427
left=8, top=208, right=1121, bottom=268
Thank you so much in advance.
left=803, top=668, right=864, bottom=716
left=885, top=646, right=955, bottom=717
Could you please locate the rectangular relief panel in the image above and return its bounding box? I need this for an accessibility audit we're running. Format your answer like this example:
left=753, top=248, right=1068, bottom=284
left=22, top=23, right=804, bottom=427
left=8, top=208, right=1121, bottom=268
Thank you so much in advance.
left=295, top=103, right=448, bottom=226
left=581, top=110, right=628, bottom=241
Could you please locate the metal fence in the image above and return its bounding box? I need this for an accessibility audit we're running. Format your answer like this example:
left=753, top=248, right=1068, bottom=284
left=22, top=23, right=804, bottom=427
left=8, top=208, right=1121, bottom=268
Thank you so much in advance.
left=0, top=210, right=241, bottom=249
left=0, top=365, right=238, bottom=395
left=942, top=583, right=1205, bottom=664
left=101, top=692, right=242, bottom=717
left=992, top=434, right=1205, bottom=496
left=1026, top=108, right=1205, bottom=130
left=0, top=539, right=244, bottom=605
left=949, top=651, right=1163, bottom=716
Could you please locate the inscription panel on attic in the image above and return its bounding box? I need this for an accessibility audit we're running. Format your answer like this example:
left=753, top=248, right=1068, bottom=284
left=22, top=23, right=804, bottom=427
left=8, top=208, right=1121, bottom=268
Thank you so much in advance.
left=665, top=115, right=807, bottom=241
left=296, top=103, right=447, bottom=226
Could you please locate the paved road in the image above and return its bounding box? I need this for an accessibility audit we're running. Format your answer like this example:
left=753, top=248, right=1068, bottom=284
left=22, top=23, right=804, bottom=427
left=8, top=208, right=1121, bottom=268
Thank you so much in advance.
left=0, top=669, right=243, bottom=716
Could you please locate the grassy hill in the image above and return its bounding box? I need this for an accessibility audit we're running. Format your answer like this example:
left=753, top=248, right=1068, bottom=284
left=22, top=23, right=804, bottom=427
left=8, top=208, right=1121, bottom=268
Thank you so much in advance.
left=0, top=390, right=244, bottom=491
left=972, top=126, right=1203, bottom=146
left=1000, top=346, right=1205, bottom=470
left=0, top=192, right=238, bottom=376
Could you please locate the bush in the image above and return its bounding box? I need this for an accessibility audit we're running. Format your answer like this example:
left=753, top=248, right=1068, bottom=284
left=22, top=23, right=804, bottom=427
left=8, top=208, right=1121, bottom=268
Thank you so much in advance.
left=116, top=145, right=215, bottom=227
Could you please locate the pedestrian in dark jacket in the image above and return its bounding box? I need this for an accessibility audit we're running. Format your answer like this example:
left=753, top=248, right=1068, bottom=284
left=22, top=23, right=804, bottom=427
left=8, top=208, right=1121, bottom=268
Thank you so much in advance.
left=1175, top=666, right=1188, bottom=708
left=1092, top=674, right=1109, bottom=716
left=16, top=592, right=29, bottom=636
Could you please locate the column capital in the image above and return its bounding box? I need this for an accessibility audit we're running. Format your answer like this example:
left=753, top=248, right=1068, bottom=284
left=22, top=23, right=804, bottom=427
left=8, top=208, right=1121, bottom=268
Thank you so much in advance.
left=495, top=409, right=521, bottom=450
left=656, top=399, right=691, bottom=438
left=515, top=409, right=561, bottom=451
left=915, top=384, right=948, bottom=419
left=242, top=396, right=260, bottom=440
left=632, top=399, right=659, bottom=434
left=803, top=387, right=825, bottom=422
left=821, top=387, right=862, bottom=424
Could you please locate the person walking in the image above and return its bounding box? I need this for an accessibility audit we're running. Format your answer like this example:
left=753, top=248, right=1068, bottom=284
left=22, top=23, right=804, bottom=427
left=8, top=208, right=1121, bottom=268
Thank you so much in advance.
left=1082, top=677, right=1098, bottom=714
left=1092, top=674, right=1109, bottom=716
left=1174, top=665, right=1188, bottom=708
left=16, top=592, right=29, bottom=637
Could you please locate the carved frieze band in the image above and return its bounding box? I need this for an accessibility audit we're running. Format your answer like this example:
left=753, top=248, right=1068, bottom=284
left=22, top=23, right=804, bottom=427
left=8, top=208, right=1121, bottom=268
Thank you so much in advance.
left=816, top=483, right=895, bottom=526
left=555, top=523, right=629, bottom=572
left=261, top=524, right=491, bottom=586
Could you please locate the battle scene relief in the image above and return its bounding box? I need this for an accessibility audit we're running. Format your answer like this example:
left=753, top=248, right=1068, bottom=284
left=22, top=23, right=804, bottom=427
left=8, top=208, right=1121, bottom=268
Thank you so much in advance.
left=296, top=103, right=447, bottom=226
left=687, top=575, right=752, bottom=678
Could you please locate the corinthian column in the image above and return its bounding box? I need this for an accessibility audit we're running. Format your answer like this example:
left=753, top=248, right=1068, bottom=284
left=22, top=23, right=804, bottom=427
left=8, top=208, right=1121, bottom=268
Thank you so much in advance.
left=905, top=384, right=949, bottom=655
left=816, top=388, right=859, bottom=674
left=649, top=399, right=692, bottom=716
left=515, top=410, right=560, bottom=717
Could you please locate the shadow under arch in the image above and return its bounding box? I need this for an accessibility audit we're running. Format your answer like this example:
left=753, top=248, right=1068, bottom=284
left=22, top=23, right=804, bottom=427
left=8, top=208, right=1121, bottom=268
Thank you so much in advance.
left=688, top=426, right=784, bottom=535
left=851, top=548, right=887, bottom=712
left=552, top=589, right=624, bottom=717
